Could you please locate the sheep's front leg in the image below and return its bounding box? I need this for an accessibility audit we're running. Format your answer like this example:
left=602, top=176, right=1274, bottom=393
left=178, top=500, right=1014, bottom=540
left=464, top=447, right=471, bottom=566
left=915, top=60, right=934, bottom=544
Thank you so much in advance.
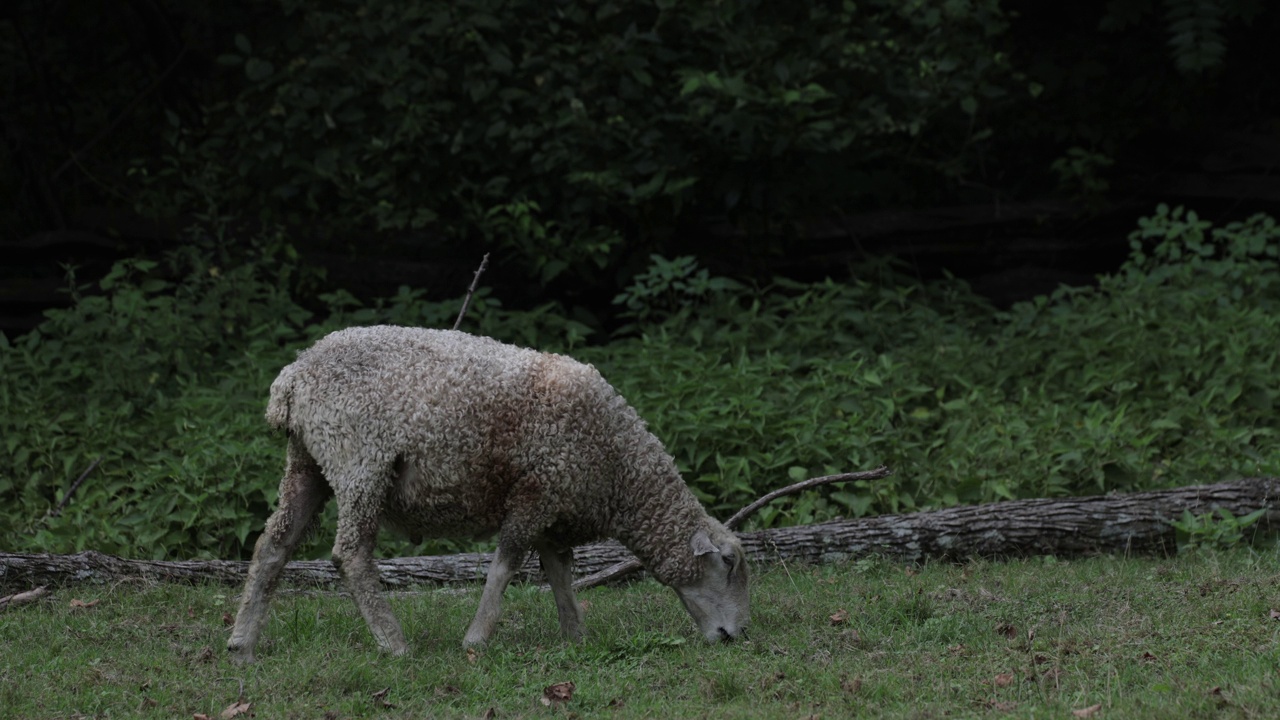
left=535, top=542, right=584, bottom=642
left=463, top=543, right=525, bottom=648
left=331, top=482, right=408, bottom=656
left=228, top=438, right=330, bottom=664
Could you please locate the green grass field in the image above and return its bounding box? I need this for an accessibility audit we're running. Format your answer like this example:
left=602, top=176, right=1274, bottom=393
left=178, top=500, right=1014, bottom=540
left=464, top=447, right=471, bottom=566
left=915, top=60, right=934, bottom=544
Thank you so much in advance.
left=3, top=549, right=1279, bottom=719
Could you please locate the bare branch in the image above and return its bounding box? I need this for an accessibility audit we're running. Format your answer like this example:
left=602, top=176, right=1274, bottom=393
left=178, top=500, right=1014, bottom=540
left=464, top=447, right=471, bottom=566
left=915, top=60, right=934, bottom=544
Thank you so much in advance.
left=452, top=253, right=491, bottom=331
left=51, top=456, right=101, bottom=517
left=724, top=466, right=892, bottom=530
left=573, top=465, right=893, bottom=591
left=51, top=46, right=190, bottom=182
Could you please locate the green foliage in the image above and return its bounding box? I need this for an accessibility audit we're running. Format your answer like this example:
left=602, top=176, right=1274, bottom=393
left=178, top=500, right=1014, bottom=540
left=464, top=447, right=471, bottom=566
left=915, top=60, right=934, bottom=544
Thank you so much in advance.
left=1099, top=0, right=1261, bottom=74
left=1170, top=507, right=1270, bottom=551
left=612, top=255, right=743, bottom=327
left=4, top=207, right=1280, bottom=557
left=1050, top=146, right=1114, bottom=204
left=135, top=0, right=1013, bottom=284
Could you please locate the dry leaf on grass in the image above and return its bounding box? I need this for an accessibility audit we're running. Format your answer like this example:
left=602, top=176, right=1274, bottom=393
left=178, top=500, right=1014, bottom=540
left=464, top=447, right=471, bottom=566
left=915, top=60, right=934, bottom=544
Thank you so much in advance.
left=193, top=714, right=212, bottom=720
left=222, top=612, right=235, bottom=626
left=994, top=673, right=1015, bottom=688
left=541, top=681, right=575, bottom=707
left=840, top=675, right=862, bottom=694
left=829, top=609, right=849, bottom=625
left=371, top=687, right=393, bottom=709
left=69, top=598, right=99, bottom=609
left=220, top=701, right=252, bottom=719
left=1072, top=702, right=1102, bottom=717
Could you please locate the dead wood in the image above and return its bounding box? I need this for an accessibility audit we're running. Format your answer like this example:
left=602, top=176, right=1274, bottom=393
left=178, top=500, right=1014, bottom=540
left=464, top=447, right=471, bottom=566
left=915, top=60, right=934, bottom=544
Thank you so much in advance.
left=452, top=253, right=490, bottom=331
left=0, top=585, right=48, bottom=609
left=2, top=477, right=1277, bottom=591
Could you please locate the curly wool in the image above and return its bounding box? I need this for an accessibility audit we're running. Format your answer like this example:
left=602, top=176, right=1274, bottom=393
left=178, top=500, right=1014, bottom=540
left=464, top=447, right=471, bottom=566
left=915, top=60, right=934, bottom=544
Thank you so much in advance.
left=266, top=325, right=723, bottom=586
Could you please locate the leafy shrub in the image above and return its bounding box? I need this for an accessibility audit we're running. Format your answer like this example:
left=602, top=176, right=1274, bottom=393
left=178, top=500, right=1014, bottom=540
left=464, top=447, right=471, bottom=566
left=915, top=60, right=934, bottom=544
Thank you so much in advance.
left=4, top=206, right=1279, bottom=557
left=137, top=0, right=1014, bottom=286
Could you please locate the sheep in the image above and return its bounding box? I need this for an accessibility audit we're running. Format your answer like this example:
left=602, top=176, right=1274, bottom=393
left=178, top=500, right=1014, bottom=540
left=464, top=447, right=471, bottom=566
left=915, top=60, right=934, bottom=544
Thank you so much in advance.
left=227, top=325, right=749, bottom=662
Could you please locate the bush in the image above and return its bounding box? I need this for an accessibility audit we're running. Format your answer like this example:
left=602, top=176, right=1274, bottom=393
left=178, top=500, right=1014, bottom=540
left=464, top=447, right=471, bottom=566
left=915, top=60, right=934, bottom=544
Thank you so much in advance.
left=3, top=207, right=1278, bottom=558
left=138, top=0, right=1014, bottom=286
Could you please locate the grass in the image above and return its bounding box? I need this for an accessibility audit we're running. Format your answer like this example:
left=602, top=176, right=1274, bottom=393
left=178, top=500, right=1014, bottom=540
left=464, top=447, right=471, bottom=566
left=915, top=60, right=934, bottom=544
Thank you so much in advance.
left=2, top=549, right=1279, bottom=719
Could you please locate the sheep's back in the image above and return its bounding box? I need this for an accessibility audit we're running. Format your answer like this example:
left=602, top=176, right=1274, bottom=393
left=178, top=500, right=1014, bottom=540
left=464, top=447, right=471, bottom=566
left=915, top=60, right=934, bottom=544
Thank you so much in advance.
left=269, top=326, right=631, bottom=540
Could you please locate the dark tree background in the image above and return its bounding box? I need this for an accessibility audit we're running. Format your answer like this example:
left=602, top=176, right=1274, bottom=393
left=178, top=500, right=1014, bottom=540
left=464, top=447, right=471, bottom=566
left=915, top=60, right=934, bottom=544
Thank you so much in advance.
left=3, top=0, right=1278, bottom=334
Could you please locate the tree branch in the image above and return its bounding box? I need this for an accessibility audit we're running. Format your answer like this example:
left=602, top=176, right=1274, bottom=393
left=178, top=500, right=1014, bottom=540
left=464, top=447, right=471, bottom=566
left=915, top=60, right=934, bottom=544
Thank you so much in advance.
left=452, top=253, right=491, bottom=331
left=51, top=456, right=102, bottom=517
left=573, top=466, right=894, bottom=590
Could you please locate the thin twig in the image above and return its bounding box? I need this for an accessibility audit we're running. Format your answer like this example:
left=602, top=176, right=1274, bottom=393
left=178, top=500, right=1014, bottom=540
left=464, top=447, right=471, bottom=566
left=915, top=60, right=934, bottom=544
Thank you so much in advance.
left=452, top=253, right=491, bottom=331
left=51, top=45, right=189, bottom=181
left=573, top=465, right=893, bottom=590
left=52, top=456, right=102, bottom=517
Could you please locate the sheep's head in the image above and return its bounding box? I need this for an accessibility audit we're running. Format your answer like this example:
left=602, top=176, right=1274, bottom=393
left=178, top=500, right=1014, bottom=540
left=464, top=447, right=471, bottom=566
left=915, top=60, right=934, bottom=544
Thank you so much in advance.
left=672, top=525, right=750, bottom=642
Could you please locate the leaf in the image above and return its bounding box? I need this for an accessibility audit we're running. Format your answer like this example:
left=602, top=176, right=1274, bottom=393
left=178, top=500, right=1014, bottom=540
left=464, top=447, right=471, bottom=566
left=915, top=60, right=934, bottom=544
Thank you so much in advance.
left=829, top=608, right=849, bottom=625
left=220, top=701, right=252, bottom=719
left=245, top=58, right=275, bottom=82
left=541, top=681, right=575, bottom=706
left=994, top=673, right=1014, bottom=688
left=1072, top=703, right=1103, bottom=717
left=69, top=598, right=99, bottom=609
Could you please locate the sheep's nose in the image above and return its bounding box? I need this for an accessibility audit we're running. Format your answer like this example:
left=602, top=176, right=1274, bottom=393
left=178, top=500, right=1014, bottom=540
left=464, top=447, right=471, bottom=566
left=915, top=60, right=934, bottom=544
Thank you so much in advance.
left=717, top=627, right=737, bottom=642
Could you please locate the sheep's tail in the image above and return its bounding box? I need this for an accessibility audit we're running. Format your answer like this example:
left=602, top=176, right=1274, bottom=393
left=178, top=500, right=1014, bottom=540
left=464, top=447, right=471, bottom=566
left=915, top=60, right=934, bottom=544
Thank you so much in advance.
left=265, top=362, right=299, bottom=431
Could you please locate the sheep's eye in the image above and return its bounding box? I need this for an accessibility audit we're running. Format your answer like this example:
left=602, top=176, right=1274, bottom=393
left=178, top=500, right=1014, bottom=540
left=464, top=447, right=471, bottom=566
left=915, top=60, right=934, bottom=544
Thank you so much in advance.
left=721, top=554, right=735, bottom=568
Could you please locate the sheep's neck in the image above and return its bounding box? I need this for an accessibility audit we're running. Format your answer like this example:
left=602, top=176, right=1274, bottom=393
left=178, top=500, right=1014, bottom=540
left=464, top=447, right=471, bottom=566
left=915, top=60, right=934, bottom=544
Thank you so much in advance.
left=610, top=462, right=705, bottom=587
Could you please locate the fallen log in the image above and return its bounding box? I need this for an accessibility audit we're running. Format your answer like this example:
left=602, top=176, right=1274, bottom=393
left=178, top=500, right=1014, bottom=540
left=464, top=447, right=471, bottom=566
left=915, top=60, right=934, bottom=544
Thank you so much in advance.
left=2, top=478, right=1277, bottom=591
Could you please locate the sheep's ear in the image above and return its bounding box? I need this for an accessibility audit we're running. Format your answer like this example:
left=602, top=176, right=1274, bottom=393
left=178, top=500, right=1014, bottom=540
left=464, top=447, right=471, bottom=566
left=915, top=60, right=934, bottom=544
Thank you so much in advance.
left=691, top=530, right=718, bottom=556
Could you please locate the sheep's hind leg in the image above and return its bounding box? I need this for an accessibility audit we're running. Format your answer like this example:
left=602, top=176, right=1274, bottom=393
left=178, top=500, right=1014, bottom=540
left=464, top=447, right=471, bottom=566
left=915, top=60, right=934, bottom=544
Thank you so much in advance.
left=463, top=542, right=526, bottom=648
left=535, top=541, right=584, bottom=642
left=228, top=437, right=331, bottom=664
left=331, top=473, right=408, bottom=656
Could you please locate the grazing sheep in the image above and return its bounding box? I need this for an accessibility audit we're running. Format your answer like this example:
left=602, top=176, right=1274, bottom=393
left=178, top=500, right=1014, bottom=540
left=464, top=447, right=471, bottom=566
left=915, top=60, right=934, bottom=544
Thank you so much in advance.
left=227, top=326, right=749, bottom=662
